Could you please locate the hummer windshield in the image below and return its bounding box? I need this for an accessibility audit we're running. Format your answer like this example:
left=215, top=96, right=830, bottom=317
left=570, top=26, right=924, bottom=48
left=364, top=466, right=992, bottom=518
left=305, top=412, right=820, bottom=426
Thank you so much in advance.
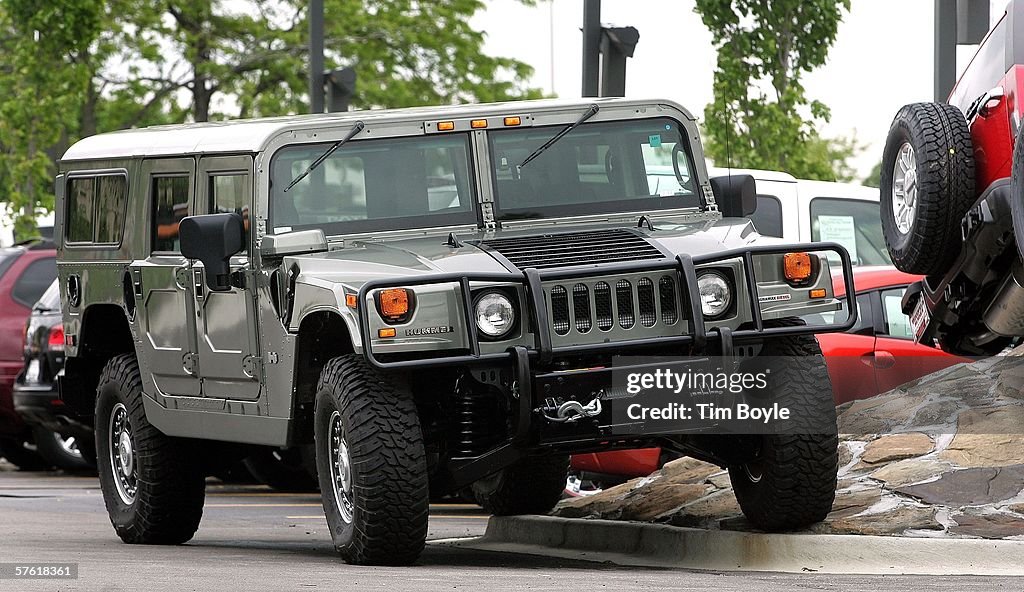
left=269, top=133, right=477, bottom=235
left=488, top=117, right=699, bottom=221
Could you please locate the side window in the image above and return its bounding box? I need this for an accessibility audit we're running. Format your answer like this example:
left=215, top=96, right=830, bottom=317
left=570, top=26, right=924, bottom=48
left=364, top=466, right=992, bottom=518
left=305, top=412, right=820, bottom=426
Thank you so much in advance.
left=152, top=176, right=190, bottom=253
left=12, top=257, right=57, bottom=307
left=95, top=176, right=128, bottom=243
left=810, top=197, right=892, bottom=266
left=880, top=287, right=914, bottom=339
left=749, top=195, right=783, bottom=238
left=65, top=174, right=127, bottom=244
left=210, top=173, right=250, bottom=249
left=66, top=178, right=95, bottom=243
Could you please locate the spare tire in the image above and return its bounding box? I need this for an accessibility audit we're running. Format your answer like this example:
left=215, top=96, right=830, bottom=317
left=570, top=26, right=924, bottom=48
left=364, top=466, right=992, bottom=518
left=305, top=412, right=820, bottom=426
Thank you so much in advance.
left=880, top=102, right=975, bottom=275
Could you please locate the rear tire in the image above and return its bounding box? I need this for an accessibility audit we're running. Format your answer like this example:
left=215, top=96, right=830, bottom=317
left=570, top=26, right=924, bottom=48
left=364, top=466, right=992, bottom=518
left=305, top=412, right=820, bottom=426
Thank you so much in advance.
left=95, top=354, right=205, bottom=544
left=729, top=332, right=838, bottom=531
left=1010, top=121, right=1024, bottom=260
left=471, top=455, right=569, bottom=516
left=314, top=355, right=429, bottom=565
left=880, top=102, right=975, bottom=275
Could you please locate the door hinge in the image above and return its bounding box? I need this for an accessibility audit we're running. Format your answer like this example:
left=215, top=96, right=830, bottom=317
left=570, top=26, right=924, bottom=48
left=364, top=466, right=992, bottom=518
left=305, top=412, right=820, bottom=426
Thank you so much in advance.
left=242, top=352, right=277, bottom=380
left=182, top=352, right=199, bottom=376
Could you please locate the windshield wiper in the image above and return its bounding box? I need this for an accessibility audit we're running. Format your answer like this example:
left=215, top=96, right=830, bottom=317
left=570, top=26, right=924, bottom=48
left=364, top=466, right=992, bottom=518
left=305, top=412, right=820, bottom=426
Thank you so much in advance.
left=518, top=104, right=599, bottom=170
left=283, top=120, right=365, bottom=193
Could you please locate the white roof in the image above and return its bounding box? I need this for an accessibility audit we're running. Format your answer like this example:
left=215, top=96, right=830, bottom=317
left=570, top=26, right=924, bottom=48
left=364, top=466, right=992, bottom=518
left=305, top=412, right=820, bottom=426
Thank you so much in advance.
left=61, top=98, right=696, bottom=162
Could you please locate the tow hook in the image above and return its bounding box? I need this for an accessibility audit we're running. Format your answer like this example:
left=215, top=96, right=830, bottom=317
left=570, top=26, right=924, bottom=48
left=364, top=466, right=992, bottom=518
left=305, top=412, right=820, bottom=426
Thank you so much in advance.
left=537, top=391, right=604, bottom=423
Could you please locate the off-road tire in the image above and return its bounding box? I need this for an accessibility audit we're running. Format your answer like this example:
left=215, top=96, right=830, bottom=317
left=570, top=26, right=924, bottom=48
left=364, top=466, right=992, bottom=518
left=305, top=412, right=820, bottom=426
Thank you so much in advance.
left=471, top=455, right=569, bottom=516
left=1009, top=122, right=1024, bottom=260
left=880, top=102, right=975, bottom=275
left=729, top=331, right=838, bottom=531
left=0, top=437, right=48, bottom=471
left=95, top=354, right=205, bottom=544
left=33, top=428, right=93, bottom=471
left=314, top=355, right=429, bottom=566
left=243, top=445, right=318, bottom=492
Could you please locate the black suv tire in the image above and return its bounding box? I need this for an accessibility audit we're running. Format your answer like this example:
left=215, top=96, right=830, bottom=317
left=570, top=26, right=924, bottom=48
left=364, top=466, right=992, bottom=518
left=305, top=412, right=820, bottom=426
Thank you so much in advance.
left=880, top=102, right=975, bottom=275
left=470, top=455, right=569, bottom=516
left=0, top=437, right=48, bottom=471
left=314, top=355, right=429, bottom=566
left=728, top=332, right=838, bottom=531
left=95, top=354, right=206, bottom=544
left=33, top=428, right=94, bottom=471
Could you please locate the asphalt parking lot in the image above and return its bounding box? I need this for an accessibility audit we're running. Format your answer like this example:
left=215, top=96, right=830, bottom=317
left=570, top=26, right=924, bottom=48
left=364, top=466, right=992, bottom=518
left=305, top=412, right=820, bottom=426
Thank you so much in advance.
left=2, top=462, right=1023, bottom=591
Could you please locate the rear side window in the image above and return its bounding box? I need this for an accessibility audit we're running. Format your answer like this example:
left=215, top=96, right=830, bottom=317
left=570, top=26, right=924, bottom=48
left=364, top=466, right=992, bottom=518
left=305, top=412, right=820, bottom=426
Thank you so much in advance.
left=152, top=176, right=190, bottom=252
left=810, top=198, right=892, bottom=266
left=749, top=195, right=783, bottom=237
left=12, top=257, right=57, bottom=307
left=66, top=174, right=127, bottom=244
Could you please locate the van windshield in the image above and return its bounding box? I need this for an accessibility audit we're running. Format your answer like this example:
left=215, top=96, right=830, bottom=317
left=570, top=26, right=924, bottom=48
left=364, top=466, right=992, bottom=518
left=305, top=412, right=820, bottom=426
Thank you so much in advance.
left=269, top=134, right=477, bottom=235
left=488, top=118, right=701, bottom=221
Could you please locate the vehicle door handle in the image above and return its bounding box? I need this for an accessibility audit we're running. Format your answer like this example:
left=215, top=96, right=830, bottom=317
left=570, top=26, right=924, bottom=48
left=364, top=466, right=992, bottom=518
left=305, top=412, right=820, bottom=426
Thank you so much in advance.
left=871, top=350, right=896, bottom=369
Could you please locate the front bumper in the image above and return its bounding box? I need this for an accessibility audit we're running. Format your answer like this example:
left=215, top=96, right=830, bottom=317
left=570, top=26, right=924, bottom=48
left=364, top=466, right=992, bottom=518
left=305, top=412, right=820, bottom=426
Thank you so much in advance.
left=356, top=243, right=857, bottom=489
left=357, top=243, right=857, bottom=368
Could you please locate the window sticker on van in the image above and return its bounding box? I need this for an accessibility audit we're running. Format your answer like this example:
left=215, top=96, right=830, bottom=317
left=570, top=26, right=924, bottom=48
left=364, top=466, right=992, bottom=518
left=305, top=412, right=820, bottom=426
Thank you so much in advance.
left=816, top=214, right=858, bottom=262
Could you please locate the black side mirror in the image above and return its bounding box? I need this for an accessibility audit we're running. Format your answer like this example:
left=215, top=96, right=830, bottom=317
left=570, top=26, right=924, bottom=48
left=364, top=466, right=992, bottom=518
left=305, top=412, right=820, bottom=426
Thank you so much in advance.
left=709, top=174, right=757, bottom=218
left=179, top=213, right=245, bottom=292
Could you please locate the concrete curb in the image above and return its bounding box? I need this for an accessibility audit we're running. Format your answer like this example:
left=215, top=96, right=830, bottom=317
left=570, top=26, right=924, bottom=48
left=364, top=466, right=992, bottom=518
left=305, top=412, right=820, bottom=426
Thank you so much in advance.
left=443, top=515, right=1024, bottom=575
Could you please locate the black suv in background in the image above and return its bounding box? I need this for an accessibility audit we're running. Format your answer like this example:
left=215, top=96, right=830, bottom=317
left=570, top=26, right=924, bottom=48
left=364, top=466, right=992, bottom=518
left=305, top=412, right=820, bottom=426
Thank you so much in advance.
left=0, top=241, right=58, bottom=470
left=13, top=280, right=93, bottom=470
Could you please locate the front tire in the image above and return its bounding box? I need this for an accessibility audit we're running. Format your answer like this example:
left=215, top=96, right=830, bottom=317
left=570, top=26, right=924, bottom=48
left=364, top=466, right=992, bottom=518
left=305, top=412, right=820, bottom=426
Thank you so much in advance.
left=314, top=355, right=429, bottom=565
left=880, top=102, right=975, bottom=275
left=729, top=332, right=838, bottom=531
left=471, top=455, right=569, bottom=516
left=95, top=354, right=205, bottom=544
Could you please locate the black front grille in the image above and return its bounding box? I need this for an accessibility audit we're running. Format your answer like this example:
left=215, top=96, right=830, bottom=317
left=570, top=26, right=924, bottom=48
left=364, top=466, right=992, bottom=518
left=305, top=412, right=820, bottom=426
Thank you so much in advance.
left=481, top=229, right=664, bottom=270
left=549, top=274, right=681, bottom=337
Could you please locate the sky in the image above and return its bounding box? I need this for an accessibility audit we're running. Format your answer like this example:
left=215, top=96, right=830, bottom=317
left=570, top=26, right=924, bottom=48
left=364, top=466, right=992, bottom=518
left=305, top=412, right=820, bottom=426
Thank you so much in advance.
left=471, top=0, right=1006, bottom=182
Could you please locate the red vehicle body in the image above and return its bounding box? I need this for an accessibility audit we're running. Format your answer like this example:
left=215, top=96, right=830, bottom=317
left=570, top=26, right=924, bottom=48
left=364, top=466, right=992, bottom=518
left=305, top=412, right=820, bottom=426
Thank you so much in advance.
left=569, top=266, right=965, bottom=484
left=947, top=4, right=1024, bottom=193
left=0, top=244, right=57, bottom=442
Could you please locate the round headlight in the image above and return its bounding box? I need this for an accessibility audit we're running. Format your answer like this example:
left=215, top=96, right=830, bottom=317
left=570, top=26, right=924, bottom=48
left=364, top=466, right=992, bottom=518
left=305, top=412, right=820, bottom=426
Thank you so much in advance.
left=697, top=271, right=732, bottom=318
left=475, top=292, right=516, bottom=339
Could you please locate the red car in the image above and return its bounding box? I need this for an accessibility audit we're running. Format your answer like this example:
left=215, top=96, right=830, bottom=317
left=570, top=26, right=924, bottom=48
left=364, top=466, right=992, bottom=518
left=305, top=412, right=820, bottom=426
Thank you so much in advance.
left=567, top=266, right=964, bottom=493
left=0, top=242, right=58, bottom=470
left=879, top=1, right=1024, bottom=355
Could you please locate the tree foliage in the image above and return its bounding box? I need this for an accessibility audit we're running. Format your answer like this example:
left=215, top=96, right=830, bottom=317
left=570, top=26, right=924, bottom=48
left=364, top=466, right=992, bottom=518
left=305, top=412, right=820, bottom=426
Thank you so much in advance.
left=0, top=0, right=543, bottom=237
left=694, top=0, right=856, bottom=181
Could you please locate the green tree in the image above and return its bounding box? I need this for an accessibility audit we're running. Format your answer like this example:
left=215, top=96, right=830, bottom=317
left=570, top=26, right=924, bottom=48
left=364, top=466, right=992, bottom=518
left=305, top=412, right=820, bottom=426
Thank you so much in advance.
left=863, top=160, right=882, bottom=188
left=0, top=0, right=103, bottom=238
left=100, top=0, right=544, bottom=122
left=694, top=0, right=855, bottom=181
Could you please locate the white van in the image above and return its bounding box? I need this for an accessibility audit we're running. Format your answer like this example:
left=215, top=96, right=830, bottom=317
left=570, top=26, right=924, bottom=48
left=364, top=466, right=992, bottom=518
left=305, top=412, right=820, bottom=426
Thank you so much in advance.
left=647, top=166, right=887, bottom=265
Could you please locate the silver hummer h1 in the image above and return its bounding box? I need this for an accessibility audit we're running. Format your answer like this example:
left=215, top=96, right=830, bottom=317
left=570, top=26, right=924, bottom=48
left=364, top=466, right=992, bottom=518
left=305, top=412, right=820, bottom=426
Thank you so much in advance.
left=56, top=98, right=855, bottom=565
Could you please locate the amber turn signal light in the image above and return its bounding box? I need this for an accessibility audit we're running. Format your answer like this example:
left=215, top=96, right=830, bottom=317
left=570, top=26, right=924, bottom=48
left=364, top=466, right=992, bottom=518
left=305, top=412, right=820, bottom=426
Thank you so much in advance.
left=437, top=121, right=455, bottom=131
left=378, top=328, right=397, bottom=338
left=503, top=116, right=521, bottom=126
left=809, top=288, right=827, bottom=299
left=783, top=252, right=813, bottom=283
left=377, top=288, right=413, bottom=322
left=471, top=119, right=488, bottom=129
left=345, top=293, right=358, bottom=308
